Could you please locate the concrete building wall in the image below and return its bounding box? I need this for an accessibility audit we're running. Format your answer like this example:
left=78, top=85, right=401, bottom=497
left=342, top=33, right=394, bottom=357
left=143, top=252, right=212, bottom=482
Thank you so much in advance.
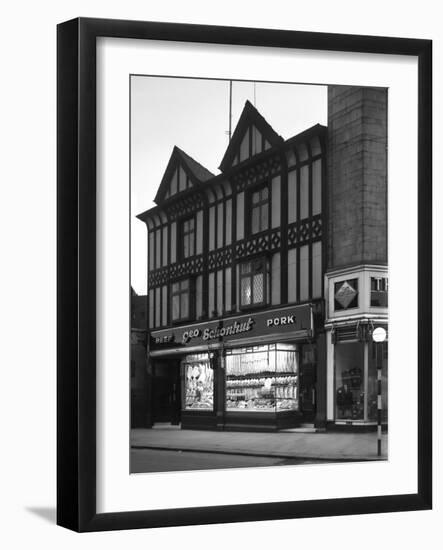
left=327, top=86, right=387, bottom=270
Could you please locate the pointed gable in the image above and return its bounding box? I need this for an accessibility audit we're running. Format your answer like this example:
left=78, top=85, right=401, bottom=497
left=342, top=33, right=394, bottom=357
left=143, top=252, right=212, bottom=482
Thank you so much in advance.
left=154, top=146, right=215, bottom=204
left=219, top=100, right=284, bottom=172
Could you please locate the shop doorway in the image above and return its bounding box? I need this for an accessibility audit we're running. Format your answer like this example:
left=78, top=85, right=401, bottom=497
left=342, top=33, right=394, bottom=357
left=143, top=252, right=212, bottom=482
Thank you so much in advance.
left=152, top=360, right=181, bottom=425
left=299, top=346, right=317, bottom=423
left=299, top=364, right=316, bottom=422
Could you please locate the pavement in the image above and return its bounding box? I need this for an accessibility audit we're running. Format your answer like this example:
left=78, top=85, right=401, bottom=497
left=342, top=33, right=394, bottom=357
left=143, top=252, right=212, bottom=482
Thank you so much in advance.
left=131, top=425, right=388, bottom=461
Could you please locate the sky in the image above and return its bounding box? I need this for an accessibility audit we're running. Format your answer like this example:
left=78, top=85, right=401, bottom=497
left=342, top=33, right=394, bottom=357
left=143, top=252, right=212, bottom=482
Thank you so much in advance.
left=131, top=76, right=327, bottom=295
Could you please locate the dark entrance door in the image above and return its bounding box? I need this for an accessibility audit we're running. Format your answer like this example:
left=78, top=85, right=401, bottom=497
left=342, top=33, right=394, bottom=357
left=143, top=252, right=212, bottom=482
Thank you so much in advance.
left=299, top=362, right=317, bottom=423
left=152, top=360, right=181, bottom=425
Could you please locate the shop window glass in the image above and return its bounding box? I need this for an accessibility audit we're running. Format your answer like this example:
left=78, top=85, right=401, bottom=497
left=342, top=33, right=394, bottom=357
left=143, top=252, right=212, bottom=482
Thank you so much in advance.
left=240, top=258, right=266, bottom=308
left=334, top=278, right=359, bottom=310
left=171, top=279, right=191, bottom=322
left=368, top=341, right=388, bottom=422
left=225, top=344, right=299, bottom=412
left=371, top=277, right=388, bottom=307
left=183, top=354, right=214, bottom=410
left=250, top=185, right=269, bottom=234
left=335, top=342, right=364, bottom=420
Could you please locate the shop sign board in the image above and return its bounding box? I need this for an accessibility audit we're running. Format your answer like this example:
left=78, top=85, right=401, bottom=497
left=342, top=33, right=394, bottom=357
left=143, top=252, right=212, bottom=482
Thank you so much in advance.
left=150, top=304, right=313, bottom=349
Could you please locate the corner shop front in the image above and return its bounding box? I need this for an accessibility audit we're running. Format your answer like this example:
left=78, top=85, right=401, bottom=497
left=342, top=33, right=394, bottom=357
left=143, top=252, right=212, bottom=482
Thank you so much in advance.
left=149, top=304, right=322, bottom=431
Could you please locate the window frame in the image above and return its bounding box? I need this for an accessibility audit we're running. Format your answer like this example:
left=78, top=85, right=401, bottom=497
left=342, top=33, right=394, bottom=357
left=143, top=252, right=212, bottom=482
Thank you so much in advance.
left=370, top=276, right=389, bottom=307
left=239, top=256, right=268, bottom=310
left=179, top=215, right=196, bottom=260
left=248, top=182, right=270, bottom=236
left=171, top=278, right=194, bottom=323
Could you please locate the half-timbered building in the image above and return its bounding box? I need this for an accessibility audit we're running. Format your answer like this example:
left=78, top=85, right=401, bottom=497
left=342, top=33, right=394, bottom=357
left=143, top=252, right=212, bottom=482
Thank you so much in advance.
left=137, top=100, right=327, bottom=431
left=137, top=87, right=388, bottom=432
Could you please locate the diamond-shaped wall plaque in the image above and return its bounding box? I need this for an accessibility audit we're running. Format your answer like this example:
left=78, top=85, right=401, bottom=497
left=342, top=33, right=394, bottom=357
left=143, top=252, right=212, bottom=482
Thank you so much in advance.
left=335, top=280, right=357, bottom=309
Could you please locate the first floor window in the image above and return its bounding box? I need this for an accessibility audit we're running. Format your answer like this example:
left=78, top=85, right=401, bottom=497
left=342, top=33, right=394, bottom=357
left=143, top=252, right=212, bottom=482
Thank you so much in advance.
left=171, top=279, right=192, bottom=321
left=240, top=258, right=266, bottom=308
left=370, top=277, right=388, bottom=307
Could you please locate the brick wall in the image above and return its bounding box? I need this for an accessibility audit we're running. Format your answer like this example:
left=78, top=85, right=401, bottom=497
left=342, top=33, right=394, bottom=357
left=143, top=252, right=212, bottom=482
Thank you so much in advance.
left=327, top=86, right=387, bottom=270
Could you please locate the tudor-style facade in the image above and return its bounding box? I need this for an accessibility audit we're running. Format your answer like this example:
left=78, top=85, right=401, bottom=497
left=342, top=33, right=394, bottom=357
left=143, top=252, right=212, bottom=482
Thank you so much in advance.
left=138, top=101, right=328, bottom=431
left=137, top=88, right=388, bottom=432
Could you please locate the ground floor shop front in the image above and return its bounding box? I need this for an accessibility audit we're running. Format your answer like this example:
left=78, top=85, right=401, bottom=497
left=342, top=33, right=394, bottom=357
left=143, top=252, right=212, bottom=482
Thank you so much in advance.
left=325, top=321, right=388, bottom=429
left=141, top=305, right=388, bottom=432
left=147, top=304, right=327, bottom=431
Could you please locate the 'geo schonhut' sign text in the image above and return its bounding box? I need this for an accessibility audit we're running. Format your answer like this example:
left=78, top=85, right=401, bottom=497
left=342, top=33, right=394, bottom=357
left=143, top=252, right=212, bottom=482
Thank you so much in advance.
left=151, top=304, right=312, bottom=348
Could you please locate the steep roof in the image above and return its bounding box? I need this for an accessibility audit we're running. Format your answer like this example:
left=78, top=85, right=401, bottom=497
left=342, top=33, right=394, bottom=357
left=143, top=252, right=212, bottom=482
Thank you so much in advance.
left=219, top=100, right=284, bottom=172
left=175, top=147, right=215, bottom=182
left=153, top=146, right=215, bottom=205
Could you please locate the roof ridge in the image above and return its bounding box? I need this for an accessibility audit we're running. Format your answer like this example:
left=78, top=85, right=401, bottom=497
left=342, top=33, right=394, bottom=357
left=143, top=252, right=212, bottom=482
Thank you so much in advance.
left=174, top=146, right=216, bottom=181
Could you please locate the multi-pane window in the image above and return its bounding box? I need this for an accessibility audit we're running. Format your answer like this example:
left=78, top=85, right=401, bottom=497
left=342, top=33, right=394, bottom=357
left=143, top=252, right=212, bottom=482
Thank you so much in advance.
left=181, top=217, right=195, bottom=259
left=370, top=277, right=388, bottom=307
left=240, top=258, right=266, bottom=308
left=171, top=279, right=192, bottom=322
left=250, top=185, right=269, bottom=234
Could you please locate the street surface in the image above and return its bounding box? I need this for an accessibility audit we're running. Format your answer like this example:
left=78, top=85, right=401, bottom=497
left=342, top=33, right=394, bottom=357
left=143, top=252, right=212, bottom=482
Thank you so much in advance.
left=130, top=447, right=333, bottom=473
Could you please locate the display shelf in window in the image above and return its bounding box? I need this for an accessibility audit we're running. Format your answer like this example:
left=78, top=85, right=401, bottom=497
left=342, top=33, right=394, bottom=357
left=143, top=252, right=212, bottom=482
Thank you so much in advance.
left=182, top=354, right=214, bottom=410
left=225, top=343, right=299, bottom=412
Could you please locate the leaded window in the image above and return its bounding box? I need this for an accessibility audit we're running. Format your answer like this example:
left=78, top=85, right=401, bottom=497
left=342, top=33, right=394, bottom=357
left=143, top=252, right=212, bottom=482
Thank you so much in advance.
left=240, top=258, right=266, bottom=308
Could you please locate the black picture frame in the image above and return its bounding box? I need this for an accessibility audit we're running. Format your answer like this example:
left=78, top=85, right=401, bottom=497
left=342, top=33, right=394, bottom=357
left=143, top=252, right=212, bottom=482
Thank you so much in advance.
left=57, top=17, right=432, bottom=532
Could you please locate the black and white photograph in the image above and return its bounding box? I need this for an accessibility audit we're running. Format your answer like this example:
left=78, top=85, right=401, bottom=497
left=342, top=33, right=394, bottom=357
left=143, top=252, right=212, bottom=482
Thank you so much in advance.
left=130, top=76, right=389, bottom=474
left=1, top=0, right=438, bottom=543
